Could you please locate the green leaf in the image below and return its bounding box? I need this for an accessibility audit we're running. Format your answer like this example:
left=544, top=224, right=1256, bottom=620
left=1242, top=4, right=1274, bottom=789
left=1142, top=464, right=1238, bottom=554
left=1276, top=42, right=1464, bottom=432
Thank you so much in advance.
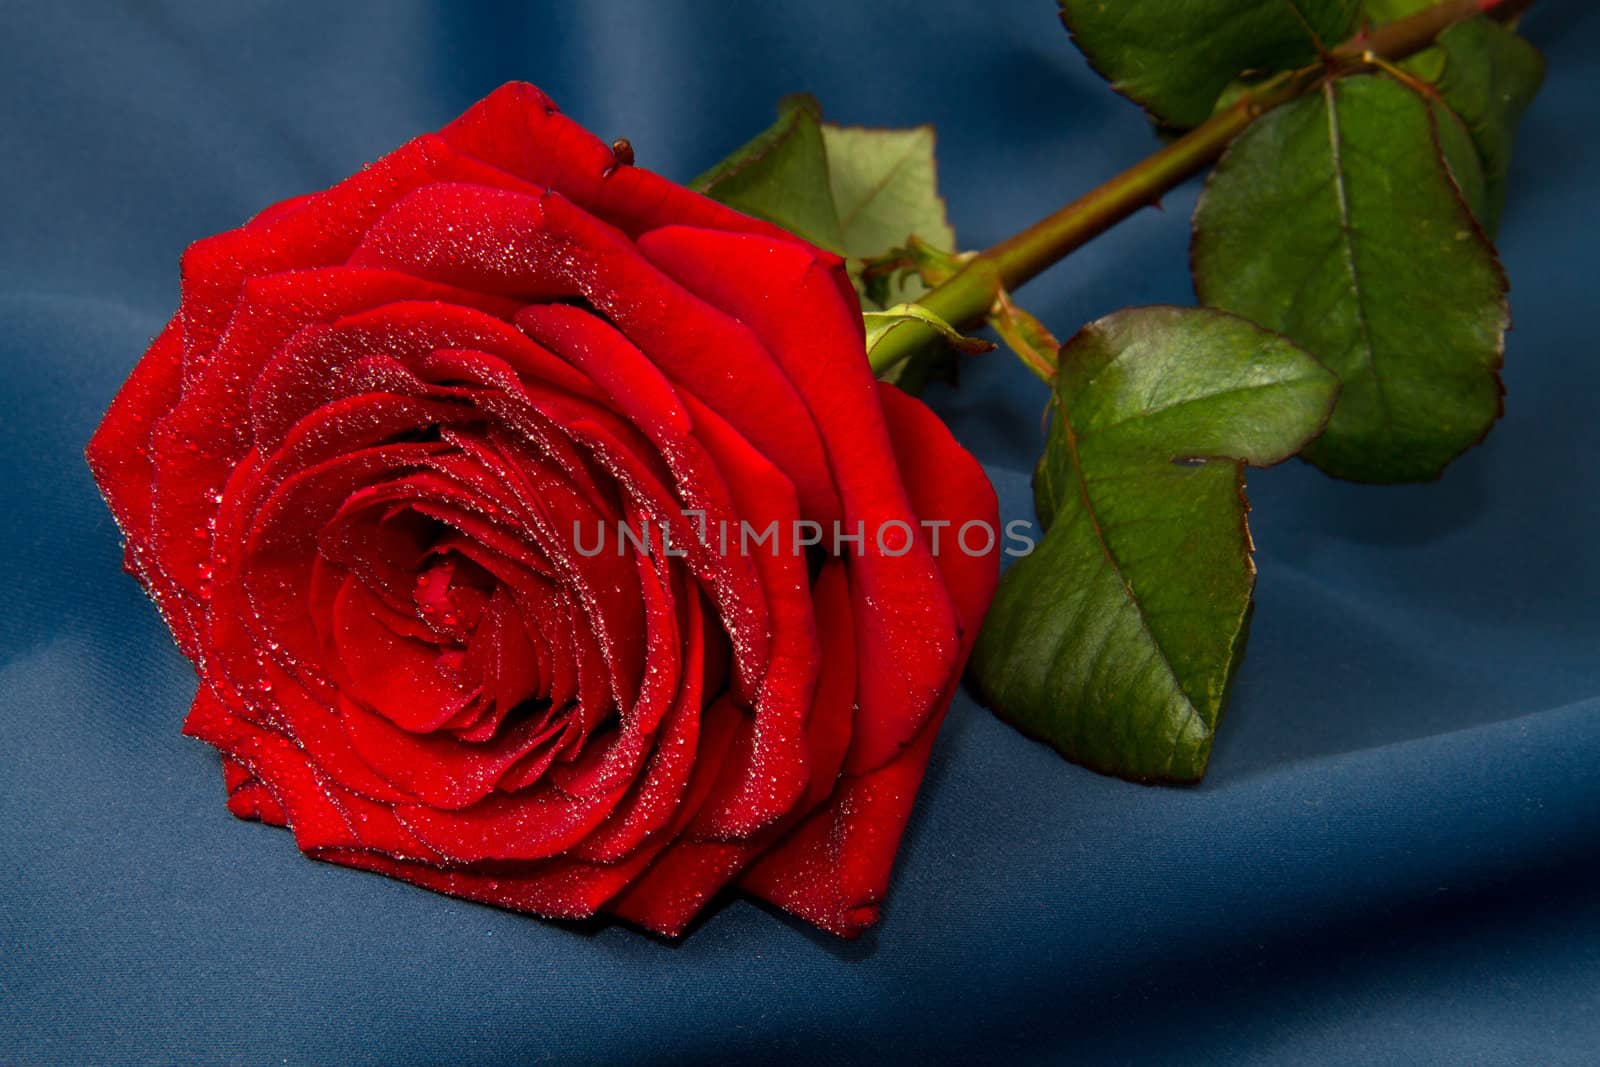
left=691, top=95, right=845, bottom=252
left=1192, top=74, right=1508, bottom=483
left=1359, top=7, right=1545, bottom=232
left=695, top=97, right=954, bottom=273
left=1427, top=17, right=1545, bottom=233
left=821, top=124, right=954, bottom=262
left=1058, top=0, right=1361, bottom=129
left=971, top=306, right=1338, bottom=783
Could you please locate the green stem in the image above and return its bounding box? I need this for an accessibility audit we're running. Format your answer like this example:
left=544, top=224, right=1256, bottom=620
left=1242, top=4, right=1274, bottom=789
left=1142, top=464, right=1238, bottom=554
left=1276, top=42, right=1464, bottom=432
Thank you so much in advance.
left=868, top=0, right=1532, bottom=377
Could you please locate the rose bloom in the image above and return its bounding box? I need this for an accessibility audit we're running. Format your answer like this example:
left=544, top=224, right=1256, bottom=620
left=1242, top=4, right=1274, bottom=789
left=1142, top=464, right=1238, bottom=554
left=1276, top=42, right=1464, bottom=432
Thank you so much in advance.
left=87, top=83, right=998, bottom=937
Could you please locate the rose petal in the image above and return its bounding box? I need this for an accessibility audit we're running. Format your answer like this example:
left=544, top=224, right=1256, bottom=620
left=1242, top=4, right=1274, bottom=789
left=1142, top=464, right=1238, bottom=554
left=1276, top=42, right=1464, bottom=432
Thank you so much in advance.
left=638, top=227, right=963, bottom=774
left=176, top=135, right=538, bottom=367
left=220, top=756, right=286, bottom=826
left=739, top=383, right=999, bottom=937
left=439, top=81, right=831, bottom=253
left=85, top=321, right=203, bottom=657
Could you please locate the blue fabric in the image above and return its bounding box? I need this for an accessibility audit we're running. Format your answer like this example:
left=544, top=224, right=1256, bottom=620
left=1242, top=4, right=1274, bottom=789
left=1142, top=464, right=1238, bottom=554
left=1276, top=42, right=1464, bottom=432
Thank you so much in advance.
left=3, top=1, right=1597, bottom=1062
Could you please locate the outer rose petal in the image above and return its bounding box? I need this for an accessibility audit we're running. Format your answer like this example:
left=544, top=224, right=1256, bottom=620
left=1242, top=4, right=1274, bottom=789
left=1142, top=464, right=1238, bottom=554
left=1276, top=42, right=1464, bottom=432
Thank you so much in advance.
left=84, top=322, right=201, bottom=656
left=439, top=82, right=830, bottom=255
left=637, top=228, right=962, bottom=774
left=85, top=320, right=182, bottom=555
left=739, top=384, right=1000, bottom=937
left=176, top=134, right=537, bottom=365
left=221, top=757, right=286, bottom=826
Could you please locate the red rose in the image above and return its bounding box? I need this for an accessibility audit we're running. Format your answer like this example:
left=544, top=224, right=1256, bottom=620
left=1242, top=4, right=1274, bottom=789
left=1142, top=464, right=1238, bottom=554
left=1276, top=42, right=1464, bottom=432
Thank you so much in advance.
left=86, top=82, right=998, bottom=938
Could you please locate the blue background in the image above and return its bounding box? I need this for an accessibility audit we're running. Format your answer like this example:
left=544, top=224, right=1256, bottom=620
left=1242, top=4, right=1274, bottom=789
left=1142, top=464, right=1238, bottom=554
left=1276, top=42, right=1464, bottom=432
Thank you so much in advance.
left=3, top=2, right=1597, bottom=1063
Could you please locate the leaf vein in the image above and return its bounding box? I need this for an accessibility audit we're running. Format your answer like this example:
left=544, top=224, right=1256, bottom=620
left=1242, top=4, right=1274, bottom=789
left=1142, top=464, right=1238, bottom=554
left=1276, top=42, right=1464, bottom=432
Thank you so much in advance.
left=1324, top=79, right=1394, bottom=428
left=1055, top=398, right=1202, bottom=766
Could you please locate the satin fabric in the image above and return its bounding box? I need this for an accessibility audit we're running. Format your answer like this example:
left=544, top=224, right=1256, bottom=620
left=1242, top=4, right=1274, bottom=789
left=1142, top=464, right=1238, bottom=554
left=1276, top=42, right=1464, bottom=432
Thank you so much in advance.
left=3, top=1, right=1597, bottom=1062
